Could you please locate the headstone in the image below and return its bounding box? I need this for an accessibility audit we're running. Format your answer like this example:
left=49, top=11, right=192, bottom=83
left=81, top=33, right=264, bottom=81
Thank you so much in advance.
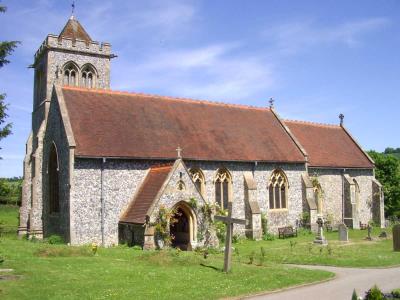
left=214, top=202, right=246, bottom=272
left=338, top=223, right=348, bottom=242
left=313, top=217, right=328, bottom=245
left=365, top=225, right=372, bottom=241
left=393, top=224, right=400, bottom=252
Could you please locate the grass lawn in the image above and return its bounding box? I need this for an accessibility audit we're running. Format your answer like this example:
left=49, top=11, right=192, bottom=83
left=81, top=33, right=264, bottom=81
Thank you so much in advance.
left=0, top=205, right=19, bottom=230
left=0, top=237, right=333, bottom=300
left=1, top=205, right=399, bottom=299
left=235, top=228, right=400, bottom=268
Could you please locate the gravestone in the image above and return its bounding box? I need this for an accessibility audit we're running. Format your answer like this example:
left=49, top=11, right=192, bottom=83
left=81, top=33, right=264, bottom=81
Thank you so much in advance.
left=393, top=224, right=400, bottom=252
left=338, top=223, right=348, bottom=242
left=366, top=225, right=372, bottom=241
left=214, top=202, right=246, bottom=272
left=313, top=217, right=328, bottom=245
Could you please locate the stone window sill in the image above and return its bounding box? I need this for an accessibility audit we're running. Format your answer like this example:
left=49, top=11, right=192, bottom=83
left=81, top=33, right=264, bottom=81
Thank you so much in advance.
left=269, top=209, right=288, bottom=212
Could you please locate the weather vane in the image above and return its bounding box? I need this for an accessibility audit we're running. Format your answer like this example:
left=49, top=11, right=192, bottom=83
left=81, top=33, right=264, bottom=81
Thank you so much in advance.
left=269, top=97, right=275, bottom=109
left=339, top=113, right=344, bottom=126
left=71, top=0, right=75, bottom=18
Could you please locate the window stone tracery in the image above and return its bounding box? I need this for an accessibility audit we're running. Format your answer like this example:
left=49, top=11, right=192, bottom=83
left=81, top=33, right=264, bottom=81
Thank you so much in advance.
left=214, top=168, right=232, bottom=210
left=268, top=170, right=288, bottom=210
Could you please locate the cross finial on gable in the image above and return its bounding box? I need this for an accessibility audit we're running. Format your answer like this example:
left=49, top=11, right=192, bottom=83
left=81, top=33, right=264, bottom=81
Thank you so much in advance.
left=339, top=113, right=344, bottom=126
left=269, top=97, right=275, bottom=109
left=176, top=146, right=182, bottom=158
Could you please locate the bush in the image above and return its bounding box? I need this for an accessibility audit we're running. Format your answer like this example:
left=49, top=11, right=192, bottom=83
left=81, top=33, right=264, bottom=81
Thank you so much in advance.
left=392, top=289, right=400, bottom=299
left=132, top=245, right=142, bottom=250
left=365, top=285, right=384, bottom=300
left=47, top=235, right=64, bottom=244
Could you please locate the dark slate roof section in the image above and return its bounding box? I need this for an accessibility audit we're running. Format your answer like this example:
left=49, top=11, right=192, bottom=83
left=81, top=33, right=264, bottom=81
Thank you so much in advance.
left=284, top=120, right=374, bottom=169
left=61, top=87, right=306, bottom=163
left=120, top=164, right=173, bottom=224
left=59, top=17, right=92, bottom=43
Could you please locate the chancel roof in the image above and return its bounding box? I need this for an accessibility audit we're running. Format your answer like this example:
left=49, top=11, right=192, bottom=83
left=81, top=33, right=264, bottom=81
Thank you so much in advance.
left=284, top=120, right=374, bottom=168
left=61, top=87, right=306, bottom=163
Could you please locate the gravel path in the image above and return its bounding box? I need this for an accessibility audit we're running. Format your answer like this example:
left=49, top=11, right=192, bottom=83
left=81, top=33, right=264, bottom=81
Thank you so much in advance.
left=245, top=265, right=400, bottom=300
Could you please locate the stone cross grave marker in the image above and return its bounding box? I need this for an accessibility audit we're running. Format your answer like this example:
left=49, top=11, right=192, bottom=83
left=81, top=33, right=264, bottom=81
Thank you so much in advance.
left=313, top=217, right=327, bottom=245
left=338, top=223, right=348, bottom=242
left=393, top=224, right=400, bottom=252
left=214, top=202, right=246, bottom=272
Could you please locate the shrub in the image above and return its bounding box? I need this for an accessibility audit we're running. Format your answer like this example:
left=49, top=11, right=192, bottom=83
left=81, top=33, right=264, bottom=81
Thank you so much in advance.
left=352, top=289, right=358, bottom=300
left=132, top=245, right=142, bottom=250
left=47, top=234, right=64, bottom=244
left=214, top=221, right=226, bottom=243
left=365, top=285, right=384, bottom=300
left=263, top=233, right=275, bottom=241
left=392, top=289, right=400, bottom=298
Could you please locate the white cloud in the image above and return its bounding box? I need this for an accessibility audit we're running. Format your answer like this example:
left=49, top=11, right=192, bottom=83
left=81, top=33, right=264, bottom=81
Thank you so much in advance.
left=113, top=43, right=274, bottom=101
left=263, top=17, right=390, bottom=54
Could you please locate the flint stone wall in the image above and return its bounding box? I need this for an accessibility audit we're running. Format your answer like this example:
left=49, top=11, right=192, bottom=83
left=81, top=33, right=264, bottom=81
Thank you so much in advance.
left=308, top=168, right=374, bottom=226
left=70, top=159, right=306, bottom=245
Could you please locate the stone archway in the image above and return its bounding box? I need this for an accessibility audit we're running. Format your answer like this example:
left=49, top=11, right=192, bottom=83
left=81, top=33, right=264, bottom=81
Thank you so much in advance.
left=170, top=202, right=197, bottom=250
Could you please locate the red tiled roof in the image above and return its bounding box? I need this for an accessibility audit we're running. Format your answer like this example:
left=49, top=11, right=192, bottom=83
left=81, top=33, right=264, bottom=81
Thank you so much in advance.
left=62, top=87, right=306, bottom=163
left=284, top=120, right=374, bottom=168
left=120, top=164, right=173, bottom=224
left=59, top=17, right=92, bottom=43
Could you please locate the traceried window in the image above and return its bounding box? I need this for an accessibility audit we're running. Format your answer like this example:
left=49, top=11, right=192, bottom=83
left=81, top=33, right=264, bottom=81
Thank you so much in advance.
left=81, top=64, right=96, bottom=88
left=48, top=143, right=60, bottom=213
left=268, top=170, right=288, bottom=210
left=214, top=168, right=232, bottom=210
left=189, top=168, right=205, bottom=196
left=63, top=62, right=78, bottom=86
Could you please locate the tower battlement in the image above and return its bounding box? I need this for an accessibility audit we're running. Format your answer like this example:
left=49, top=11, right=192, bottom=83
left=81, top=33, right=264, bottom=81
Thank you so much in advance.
left=34, top=34, right=112, bottom=64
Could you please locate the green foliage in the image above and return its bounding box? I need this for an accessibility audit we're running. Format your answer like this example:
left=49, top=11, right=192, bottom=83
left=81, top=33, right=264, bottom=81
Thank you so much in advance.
left=46, top=235, right=64, bottom=245
left=214, top=220, right=226, bottom=243
left=0, top=6, right=20, bottom=152
left=300, top=211, right=310, bottom=226
left=189, top=197, right=198, bottom=210
left=391, top=289, right=400, bottom=298
left=368, top=151, right=400, bottom=217
left=261, top=213, right=268, bottom=235
left=0, top=177, right=22, bottom=205
left=365, top=285, right=384, bottom=300
left=152, top=205, right=178, bottom=248
left=352, top=289, right=358, bottom=300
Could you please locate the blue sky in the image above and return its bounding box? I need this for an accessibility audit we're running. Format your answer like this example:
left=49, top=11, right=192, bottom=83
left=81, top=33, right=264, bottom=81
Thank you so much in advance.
left=0, top=0, right=399, bottom=177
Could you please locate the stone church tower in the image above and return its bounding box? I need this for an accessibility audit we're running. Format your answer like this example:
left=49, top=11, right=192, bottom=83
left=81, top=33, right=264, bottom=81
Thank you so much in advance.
left=18, top=16, right=113, bottom=238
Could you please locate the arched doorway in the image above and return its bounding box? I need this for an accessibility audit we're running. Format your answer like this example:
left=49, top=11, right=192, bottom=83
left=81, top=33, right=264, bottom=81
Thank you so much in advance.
left=170, top=202, right=197, bottom=250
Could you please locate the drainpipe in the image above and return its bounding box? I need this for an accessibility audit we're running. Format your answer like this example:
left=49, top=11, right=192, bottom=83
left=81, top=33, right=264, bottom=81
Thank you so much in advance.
left=100, top=157, right=106, bottom=246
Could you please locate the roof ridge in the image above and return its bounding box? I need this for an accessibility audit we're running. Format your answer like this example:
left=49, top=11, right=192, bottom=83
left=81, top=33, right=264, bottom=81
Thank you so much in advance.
left=284, top=119, right=340, bottom=129
left=61, top=86, right=271, bottom=112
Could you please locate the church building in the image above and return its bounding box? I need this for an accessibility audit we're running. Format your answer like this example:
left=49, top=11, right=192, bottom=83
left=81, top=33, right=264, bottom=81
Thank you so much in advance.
left=18, top=16, right=385, bottom=249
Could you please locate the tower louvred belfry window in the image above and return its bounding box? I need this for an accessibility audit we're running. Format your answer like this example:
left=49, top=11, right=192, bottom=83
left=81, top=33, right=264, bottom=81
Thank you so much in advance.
left=214, top=168, right=232, bottom=210
left=63, top=62, right=78, bottom=86
left=268, top=170, right=288, bottom=210
left=81, top=64, right=96, bottom=88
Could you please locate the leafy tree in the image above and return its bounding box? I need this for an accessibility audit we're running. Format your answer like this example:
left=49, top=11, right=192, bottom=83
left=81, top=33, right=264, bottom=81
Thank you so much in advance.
left=0, top=4, right=20, bottom=155
left=368, top=150, right=400, bottom=218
